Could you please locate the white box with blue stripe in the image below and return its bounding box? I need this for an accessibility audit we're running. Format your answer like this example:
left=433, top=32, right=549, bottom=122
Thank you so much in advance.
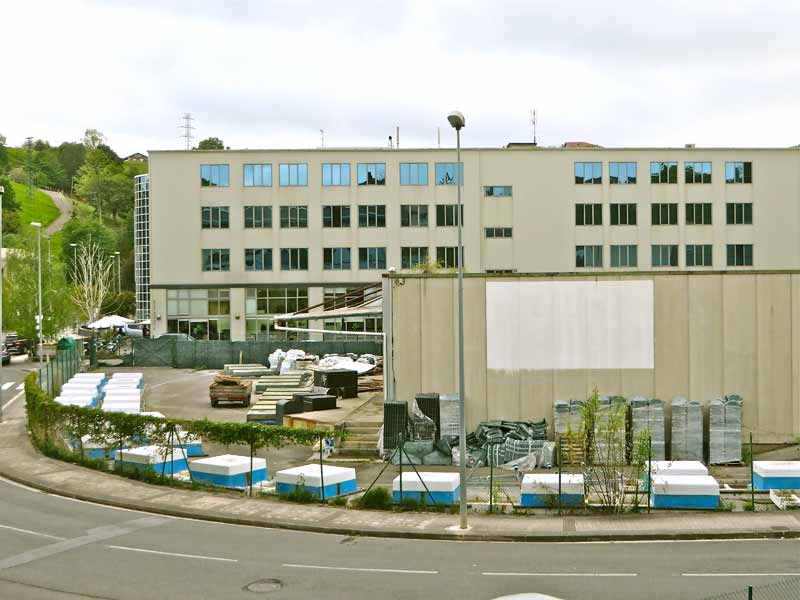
left=116, top=445, right=188, bottom=475
left=521, top=473, right=584, bottom=507
left=753, top=461, right=800, bottom=491
left=392, top=472, right=460, bottom=504
left=644, top=460, right=707, bottom=487
left=191, top=454, right=267, bottom=488
left=276, top=464, right=356, bottom=498
left=651, top=475, right=719, bottom=509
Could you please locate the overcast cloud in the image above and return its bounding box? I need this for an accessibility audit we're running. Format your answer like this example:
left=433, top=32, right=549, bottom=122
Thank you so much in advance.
left=2, top=0, right=799, bottom=155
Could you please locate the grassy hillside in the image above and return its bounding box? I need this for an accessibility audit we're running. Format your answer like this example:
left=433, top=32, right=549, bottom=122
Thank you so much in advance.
left=11, top=181, right=60, bottom=227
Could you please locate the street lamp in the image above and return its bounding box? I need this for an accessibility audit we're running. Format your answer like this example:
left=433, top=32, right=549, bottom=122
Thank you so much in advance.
left=0, top=185, right=5, bottom=421
left=69, top=243, right=78, bottom=270
left=30, top=222, right=44, bottom=364
left=44, top=234, right=52, bottom=265
left=447, top=110, right=467, bottom=530
left=113, top=252, right=121, bottom=293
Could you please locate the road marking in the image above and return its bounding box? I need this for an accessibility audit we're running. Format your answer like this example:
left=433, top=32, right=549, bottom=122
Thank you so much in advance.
left=483, top=572, right=638, bottom=577
left=2, top=390, right=24, bottom=412
left=682, top=573, right=800, bottom=577
left=1, top=382, right=13, bottom=391
left=107, top=545, right=238, bottom=563
left=16, top=383, right=24, bottom=391
left=0, top=523, right=66, bottom=541
left=283, top=563, right=438, bottom=575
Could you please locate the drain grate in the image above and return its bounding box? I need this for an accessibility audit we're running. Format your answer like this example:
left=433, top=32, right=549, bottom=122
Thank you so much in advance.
left=245, top=579, right=283, bottom=593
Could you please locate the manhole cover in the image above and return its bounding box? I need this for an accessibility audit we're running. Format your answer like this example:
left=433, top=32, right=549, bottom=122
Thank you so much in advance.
left=245, top=579, right=283, bottom=593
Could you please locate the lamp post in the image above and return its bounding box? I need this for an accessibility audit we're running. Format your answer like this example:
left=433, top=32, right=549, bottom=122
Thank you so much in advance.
left=69, top=243, right=78, bottom=273
left=447, top=110, right=467, bottom=530
left=31, top=222, right=43, bottom=364
left=44, top=234, right=52, bottom=265
left=114, top=252, right=121, bottom=292
left=1, top=185, right=5, bottom=422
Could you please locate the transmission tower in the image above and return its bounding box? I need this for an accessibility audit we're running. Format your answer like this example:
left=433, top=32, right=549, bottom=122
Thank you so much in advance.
left=179, top=113, right=195, bottom=150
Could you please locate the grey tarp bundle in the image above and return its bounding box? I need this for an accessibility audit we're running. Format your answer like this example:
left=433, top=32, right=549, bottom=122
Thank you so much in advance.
left=465, top=418, right=548, bottom=466
left=671, top=397, right=703, bottom=461
left=629, top=397, right=666, bottom=460
left=708, top=395, right=743, bottom=464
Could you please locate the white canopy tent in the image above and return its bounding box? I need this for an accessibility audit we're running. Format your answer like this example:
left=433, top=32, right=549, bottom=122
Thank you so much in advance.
left=86, top=315, right=134, bottom=329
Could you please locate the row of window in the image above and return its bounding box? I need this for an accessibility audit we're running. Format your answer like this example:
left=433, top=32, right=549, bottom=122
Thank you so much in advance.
left=201, top=246, right=463, bottom=272
left=575, top=202, right=753, bottom=226
left=574, top=161, right=752, bottom=185
left=202, top=162, right=464, bottom=188
left=202, top=204, right=467, bottom=229
left=575, top=244, right=754, bottom=268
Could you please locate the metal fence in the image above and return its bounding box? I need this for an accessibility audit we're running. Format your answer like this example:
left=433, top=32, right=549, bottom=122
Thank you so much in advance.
left=127, top=338, right=382, bottom=369
left=38, top=345, right=82, bottom=398
left=703, top=578, right=800, bottom=600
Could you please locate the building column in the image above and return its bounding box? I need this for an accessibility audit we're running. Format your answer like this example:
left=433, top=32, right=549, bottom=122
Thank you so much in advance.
left=230, top=287, right=246, bottom=341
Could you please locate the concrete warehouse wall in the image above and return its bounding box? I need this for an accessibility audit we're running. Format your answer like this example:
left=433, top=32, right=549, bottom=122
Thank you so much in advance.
left=387, top=271, right=800, bottom=443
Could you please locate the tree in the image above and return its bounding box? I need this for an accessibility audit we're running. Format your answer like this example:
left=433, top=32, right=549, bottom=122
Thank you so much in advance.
left=101, top=291, right=136, bottom=317
left=57, top=142, right=87, bottom=188
left=0, top=134, right=8, bottom=173
left=71, top=242, right=115, bottom=324
left=60, top=217, right=118, bottom=280
left=0, top=176, right=20, bottom=235
left=106, top=171, right=134, bottom=222
left=82, top=129, right=105, bottom=150
left=197, top=137, right=224, bottom=150
left=74, top=149, right=115, bottom=219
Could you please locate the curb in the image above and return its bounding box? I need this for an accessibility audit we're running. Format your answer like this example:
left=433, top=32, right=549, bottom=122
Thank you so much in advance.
left=2, top=466, right=799, bottom=543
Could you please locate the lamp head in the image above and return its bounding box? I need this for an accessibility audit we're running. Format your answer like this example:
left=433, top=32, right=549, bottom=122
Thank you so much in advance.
left=30, top=222, right=42, bottom=228
left=447, top=111, right=465, bottom=130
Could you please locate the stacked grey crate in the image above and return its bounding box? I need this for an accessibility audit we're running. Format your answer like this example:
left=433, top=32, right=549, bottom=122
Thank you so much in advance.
left=671, top=397, right=703, bottom=461
left=383, top=401, right=408, bottom=452
left=708, top=395, right=743, bottom=464
left=593, top=396, right=627, bottom=464
left=629, top=397, right=666, bottom=460
left=553, top=399, right=584, bottom=437
left=438, top=393, right=461, bottom=439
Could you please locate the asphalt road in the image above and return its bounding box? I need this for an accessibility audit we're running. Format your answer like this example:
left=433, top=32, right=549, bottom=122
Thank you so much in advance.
left=0, top=356, right=34, bottom=418
left=0, top=477, right=797, bottom=600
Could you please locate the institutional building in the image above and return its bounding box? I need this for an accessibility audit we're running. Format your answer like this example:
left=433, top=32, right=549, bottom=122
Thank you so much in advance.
left=137, top=144, right=800, bottom=341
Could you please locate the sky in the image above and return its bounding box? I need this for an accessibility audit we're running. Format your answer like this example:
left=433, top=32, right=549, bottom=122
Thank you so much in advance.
left=2, top=0, right=800, bottom=155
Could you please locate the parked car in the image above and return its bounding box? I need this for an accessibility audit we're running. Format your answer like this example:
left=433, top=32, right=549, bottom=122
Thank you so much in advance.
left=1, top=344, right=10, bottom=366
left=123, top=322, right=149, bottom=338
left=3, top=333, right=31, bottom=356
left=157, top=333, right=195, bottom=342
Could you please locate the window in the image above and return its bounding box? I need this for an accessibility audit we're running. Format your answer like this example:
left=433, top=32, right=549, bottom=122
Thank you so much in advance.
left=686, top=244, right=713, bottom=267
left=244, top=206, right=272, bottom=228
left=400, top=204, right=428, bottom=227
left=322, top=163, right=350, bottom=186
left=323, top=247, right=351, bottom=270
left=201, top=249, right=230, bottom=271
left=435, top=162, right=463, bottom=185
left=324, top=287, right=367, bottom=310
left=280, top=205, right=308, bottom=228
left=652, top=203, right=678, bottom=225
left=243, top=164, right=272, bottom=187
left=650, top=161, right=678, bottom=184
left=167, top=289, right=231, bottom=340
left=358, top=205, right=386, bottom=227
left=436, top=204, right=463, bottom=226
left=401, top=246, right=428, bottom=269
left=725, top=162, right=752, bottom=184
left=400, top=163, right=428, bottom=185
left=485, top=227, right=512, bottom=238
left=726, top=203, right=753, bottom=224
left=574, top=162, right=601, bottom=184
left=484, top=186, right=512, bottom=196
left=200, top=164, right=229, bottom=187
left=279, top=163, right=308, bottom=186
left=609, top=162, right=637, bottom=184
left=727, top=244, right=753, bottom=266
left=359, top=247, right=386, bottom=269
left=575, top=203, right=602, bottom=225
left=245, top=287, right=308, bottom=341
left=322, top=205, right=350, bottom=227
left=436, top=246, right=460, bottom=268
left=651, top=244, right=678, bottom=267
left=610, top=203, right=637, bottom=225
left=685, top=161, right=711, bottom=184
left=610, top=245, right=638, bottom=268
left=357, top=163, right=386, bottom=185
left=201, top=206, right=229, bottom=229
left=575, top=245, right=602, bottom=268
left=244, top=248, right=272, bottom=271
left=280, top=248, right=308, bottom=270
left=686, top=203, right=712, bottom=225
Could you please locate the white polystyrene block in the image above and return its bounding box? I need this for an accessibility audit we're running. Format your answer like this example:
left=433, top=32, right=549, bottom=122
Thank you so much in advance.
left=140, top=411, right=165, bottom=418
left=649, top=461, right=708, bottom=477
left=117, top=445, right=186, bottom=464
left=521, top=473, right=584, bottom=495
left=191, top=454, right=266, bottom=476
left=112, top=373, right=143, bottom=379
left=55, top=396, right=94, bottom=407
left=71, top=373, right=106, bottom=380
left=651, top=475, right=719, bottom=496
left=102, top=404, right=140, bottom=414
left=275, top=464, right=355, bottom=487
left=392, top=472, right=460, bottom=493
left=753, top=461, right=800, bottom=478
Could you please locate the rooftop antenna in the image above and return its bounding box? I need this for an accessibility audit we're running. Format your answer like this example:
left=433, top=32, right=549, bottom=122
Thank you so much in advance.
left=437, top=127, right=441, bottom=148
left=530, top=109, right=538, bottom=146
left=179, top=113, right=195, bottom=150
left=320, top=129, right=325, bottom=148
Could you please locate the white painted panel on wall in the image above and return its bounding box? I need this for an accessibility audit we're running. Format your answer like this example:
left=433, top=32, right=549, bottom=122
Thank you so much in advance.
left=486, top=280, right=654, bottom=370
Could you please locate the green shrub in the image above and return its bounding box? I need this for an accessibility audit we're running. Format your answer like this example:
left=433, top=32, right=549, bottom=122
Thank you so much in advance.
left=281, top=486, right=318, bottom=504
left=327, top=495, right=348, bottom=507
left=398, top=496, right=420, bottom=511
left=743, top=500, right=756, bottom=512
left=358, top=487, right=392, bottom=510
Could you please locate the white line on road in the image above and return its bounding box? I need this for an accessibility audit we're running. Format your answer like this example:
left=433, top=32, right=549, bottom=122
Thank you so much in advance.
left=1, top=382, right=13, bottom=391
left=2, top=390, right=25, bottom=412
left=107, top=545, right=238, bottom=563
left=283, top=563, right=439, bottom=575
left=483, top=572, right=638, bottom=577
left=682, top=573, right=800, bottom=577
left=16, top=383, right=24, bottom=391
left=0, top=523, right=66, bottom=541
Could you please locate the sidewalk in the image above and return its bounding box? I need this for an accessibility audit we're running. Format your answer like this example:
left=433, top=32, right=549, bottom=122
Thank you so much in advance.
left=1, top=415, right=799, bottom=542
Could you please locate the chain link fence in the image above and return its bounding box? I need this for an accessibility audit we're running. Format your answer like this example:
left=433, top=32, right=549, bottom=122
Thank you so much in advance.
left=37, top=344, right=82, bottom=398
left=703, top=577, right=800, bottom=599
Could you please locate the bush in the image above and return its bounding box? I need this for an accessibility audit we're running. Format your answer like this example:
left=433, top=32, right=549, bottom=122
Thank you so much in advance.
left=327, top=495, right=348, bottom=507
left=281, top=486, right=318, bottom=504
left=358, top=487, right=392, bottom=510
left=398, top=496, right=420, bottom=512
left=743, top=500, right=756, bottom=512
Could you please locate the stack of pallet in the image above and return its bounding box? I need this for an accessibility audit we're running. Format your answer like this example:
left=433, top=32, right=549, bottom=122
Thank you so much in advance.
left=246, top=372, right=313, bottom=423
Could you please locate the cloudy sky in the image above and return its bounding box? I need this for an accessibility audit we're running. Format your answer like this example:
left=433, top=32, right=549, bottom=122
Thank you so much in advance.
left=3, top=0, right=799, bottom=155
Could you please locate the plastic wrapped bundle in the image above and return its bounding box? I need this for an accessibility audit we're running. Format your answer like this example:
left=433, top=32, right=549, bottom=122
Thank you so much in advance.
left=630, top=397, right=665, bottom=460
left=671, top=397, right=703, bottom=461
left=438, top=394, right=461, bottom=439
left=593, top=396, right=626, bottom=465
left=410, top=399, right=437, bottom=441
left=708, top=396, right=743, bottom=464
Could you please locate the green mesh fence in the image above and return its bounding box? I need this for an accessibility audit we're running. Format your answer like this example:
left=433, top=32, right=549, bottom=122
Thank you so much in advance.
left=702, top=577, right=800, bottom=600
left=37, top=345, right=83, bottom=398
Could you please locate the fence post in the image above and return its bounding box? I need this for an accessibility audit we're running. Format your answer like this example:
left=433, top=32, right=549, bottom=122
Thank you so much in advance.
left=319, top=432, right=326, bottom=502
left=647, top=433, right=652, bottom=514
left=488, top=442, right=494, bottom=514
left=558, top=436, right=563, bottom=515
left=398, top=435, right=403, bottom=501
left=749, top=432, right=755, bottom=509
left=747, top=585, right=753, bottom=600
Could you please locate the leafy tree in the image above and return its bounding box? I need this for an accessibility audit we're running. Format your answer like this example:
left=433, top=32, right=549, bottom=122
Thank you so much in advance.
left=0, top=134, right=8, bottom=173
left=96, top=143, right=122, bottom=165
left=0, top=176, right=20, bottom=235
left=74, top=149, right=116, bottom=219
left=82, top=129, right=105, bottom=150
left=60, top=217, right=118, bottom=280
left=71, top=242, right=114, bottom=324
left=101, top=291, right=136, bottom=317
left=197, top=137, right=224, bottom=150
left=56, top=142, right=87, bottom=187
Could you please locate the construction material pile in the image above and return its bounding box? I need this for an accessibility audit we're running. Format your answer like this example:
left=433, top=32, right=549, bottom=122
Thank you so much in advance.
left=629, top=397, right=666, bottom=460
left=466, top=419, right=548, bottom=466
left=708, top=395, right=743, bottom=464
left=213, top=374, right=245, bottom=386
left=593, top=396, right=626, bottom=464
left=223, top=363, right=272, bottom=378
left=671, top=397, right=703, bottom=461
left=553, top=399, right=584, bottom=437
